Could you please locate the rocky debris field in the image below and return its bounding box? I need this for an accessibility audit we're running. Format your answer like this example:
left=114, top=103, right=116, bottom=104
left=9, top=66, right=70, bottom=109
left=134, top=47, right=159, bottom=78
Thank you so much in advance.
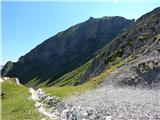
left=102, top=50, right=160, bottom=88
left=66, top=87, right=160, bottom=120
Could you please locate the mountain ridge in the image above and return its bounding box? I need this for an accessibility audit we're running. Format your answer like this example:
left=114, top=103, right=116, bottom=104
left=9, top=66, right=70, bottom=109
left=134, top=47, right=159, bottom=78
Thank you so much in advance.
left=1, top=16, right=134, bottom=86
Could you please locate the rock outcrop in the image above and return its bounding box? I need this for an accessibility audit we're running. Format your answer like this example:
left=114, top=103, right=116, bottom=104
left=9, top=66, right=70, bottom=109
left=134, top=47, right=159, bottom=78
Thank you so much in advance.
left=99, top=50, right=160, bottom=88
left=81, top=7, right=160, bottom=84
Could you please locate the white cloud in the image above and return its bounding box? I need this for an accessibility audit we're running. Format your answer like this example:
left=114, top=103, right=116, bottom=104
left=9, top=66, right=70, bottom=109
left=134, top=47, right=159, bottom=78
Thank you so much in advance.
left=113, top=0, right=119, bottom=3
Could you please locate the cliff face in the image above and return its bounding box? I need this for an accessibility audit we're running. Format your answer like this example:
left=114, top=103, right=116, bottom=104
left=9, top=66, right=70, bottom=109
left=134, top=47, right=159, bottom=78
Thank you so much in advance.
left=1, top=16, right=134, bottom=85
left=81, top=7, right=160, bottom=84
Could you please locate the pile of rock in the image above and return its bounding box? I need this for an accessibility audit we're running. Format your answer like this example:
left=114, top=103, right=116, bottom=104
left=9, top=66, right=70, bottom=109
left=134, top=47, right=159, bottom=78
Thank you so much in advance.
left=29, top=88, right=60, bottom=104
left=0, top=89, right=5, bottom=97
left=29, top=88, right=61, bottom=120
left=101, top=51, right=160, bottom=88
left=136, top=56, right=160, bottom=73
left=29, top=88, right=112, bottom=120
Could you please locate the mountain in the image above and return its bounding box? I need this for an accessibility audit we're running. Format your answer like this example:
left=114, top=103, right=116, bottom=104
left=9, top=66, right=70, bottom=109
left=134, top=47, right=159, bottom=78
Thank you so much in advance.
left=2, top=7, right=160, bottom=120
left=0, top=65, right=4, bottom=71
left=1, top=16, right=134, bottom=86
left=81, top=7, right=160, bottom=86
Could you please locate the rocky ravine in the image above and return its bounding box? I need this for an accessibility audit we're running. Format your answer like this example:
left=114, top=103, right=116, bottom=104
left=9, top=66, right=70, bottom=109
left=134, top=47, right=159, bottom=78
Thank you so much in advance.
left=29, top=52, right=160, bottom=120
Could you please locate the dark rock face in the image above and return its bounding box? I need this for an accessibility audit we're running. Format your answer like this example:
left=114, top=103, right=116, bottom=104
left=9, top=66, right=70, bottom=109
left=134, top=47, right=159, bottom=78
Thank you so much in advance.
left=1, top=16, right=134, bottom=85
left=81, top=7, right=160, bottom=83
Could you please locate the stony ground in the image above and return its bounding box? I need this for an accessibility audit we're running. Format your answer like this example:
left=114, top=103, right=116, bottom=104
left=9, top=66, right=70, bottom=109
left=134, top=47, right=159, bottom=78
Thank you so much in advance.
left=29, top=86, right=160, bottom=120
left=64, top=86, right=160, bottom=120
left=29, top=51, right=160, bottom=120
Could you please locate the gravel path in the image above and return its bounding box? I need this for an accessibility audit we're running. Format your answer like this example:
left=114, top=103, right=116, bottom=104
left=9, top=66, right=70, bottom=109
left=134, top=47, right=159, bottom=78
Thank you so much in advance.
left=29, top=86, right=160, bottom=120
left=65, top=86, right=160, bottom=120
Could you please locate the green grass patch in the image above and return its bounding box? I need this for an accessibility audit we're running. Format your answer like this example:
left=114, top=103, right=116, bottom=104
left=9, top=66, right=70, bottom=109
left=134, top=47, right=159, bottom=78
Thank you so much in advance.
left=25, top=78, right=38, bottom=87
left=156, top=34, right=160, bottom=41
left=25, top=77, right=50, bottom=89
left=53, top=61, right=91, bottom=86
left=137, top=34, right=149, bottom=41
left=43, top=65, right=117, bottom=99
left=1, top=80, right=41, bottom=120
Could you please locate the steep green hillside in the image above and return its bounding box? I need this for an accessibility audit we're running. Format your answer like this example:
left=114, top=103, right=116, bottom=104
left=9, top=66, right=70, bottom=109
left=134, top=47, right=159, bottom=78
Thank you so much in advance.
left=1, top=80, right=41, bottom=120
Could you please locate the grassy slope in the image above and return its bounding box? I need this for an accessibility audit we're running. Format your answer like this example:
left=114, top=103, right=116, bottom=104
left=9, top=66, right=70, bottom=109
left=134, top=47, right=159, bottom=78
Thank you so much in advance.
left=1, top=80, right=41, bottom=120
left=50, top=61, right=91, bottom=86
left=25, top=61, right=91, bottom=88
left=43, top=64, right=117, bottom=99
left=43, top=54, right=135, bottom=99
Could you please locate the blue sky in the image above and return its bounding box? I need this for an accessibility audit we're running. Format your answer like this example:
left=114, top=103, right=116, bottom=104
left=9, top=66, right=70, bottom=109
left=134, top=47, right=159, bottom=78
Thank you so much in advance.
left=1, top=0, right=160, bottom=65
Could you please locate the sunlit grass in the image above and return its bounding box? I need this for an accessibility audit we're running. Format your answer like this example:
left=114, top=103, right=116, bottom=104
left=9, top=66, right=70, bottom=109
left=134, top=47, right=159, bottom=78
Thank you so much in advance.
left=1, top=80, right=41, bottom=120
